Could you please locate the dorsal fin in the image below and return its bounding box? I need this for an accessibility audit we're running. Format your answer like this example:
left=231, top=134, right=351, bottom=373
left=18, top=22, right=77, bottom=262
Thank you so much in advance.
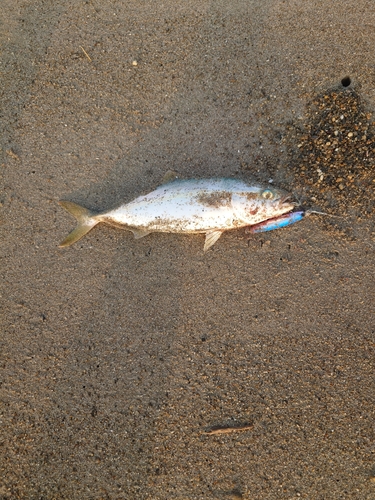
left=161, top=170, right=179, bottom=184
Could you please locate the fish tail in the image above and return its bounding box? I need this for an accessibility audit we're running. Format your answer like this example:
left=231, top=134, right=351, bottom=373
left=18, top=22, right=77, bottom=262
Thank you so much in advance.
left=58, top=200, right=100, bottom=247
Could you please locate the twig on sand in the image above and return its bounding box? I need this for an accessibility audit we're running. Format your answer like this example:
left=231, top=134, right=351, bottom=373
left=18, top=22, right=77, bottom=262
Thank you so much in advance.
left=205, top=424, right=253, bottom=435
left=80, top=46, right=92, bottom=62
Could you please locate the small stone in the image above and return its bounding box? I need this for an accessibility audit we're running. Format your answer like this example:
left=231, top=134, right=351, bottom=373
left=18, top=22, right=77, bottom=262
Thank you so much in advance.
left=339, top=183, right=344, bottom=190
left=347, top=132, right=353, bottom=138
left=132, top=60, right=138, bottom=66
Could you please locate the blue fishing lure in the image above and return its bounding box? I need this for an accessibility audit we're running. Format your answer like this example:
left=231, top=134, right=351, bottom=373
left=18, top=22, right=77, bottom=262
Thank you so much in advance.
left=247, top=211, right=305, bottom=234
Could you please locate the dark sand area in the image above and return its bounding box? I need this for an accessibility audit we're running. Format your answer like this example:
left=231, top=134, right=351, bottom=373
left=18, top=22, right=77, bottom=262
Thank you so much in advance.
left=1, top=1, right=375, bottom=498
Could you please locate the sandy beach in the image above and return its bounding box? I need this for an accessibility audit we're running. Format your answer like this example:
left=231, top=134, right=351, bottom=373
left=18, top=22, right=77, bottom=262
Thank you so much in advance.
left=1, top=1, right=375, bottom=498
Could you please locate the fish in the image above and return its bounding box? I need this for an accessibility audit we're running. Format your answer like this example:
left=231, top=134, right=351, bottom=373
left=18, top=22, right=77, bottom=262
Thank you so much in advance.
left=59, top=178, right=295, bottom=251
left=246, top=211, right=305, bottom=234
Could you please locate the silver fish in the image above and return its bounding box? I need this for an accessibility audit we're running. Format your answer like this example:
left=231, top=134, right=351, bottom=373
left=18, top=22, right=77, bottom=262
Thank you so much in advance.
left=59, top=178, right=294, bottom=251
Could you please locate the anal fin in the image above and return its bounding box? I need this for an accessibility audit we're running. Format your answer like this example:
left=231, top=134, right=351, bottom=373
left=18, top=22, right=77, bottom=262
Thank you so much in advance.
left=131, top=228, right=151, bottom=239
left=204, top=230, right=223, bottom=252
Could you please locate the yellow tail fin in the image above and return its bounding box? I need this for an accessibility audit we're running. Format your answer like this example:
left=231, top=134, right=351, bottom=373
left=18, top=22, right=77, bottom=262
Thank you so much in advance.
left=58, top=201, right=99, bottom=247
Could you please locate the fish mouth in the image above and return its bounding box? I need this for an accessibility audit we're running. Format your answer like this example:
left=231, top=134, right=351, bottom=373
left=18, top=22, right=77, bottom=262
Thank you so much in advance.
left=278, top=193, right=294, bottom=205
left=278, top=193, right=298, bottom=211
left=280, top=194, right=290, bottom=203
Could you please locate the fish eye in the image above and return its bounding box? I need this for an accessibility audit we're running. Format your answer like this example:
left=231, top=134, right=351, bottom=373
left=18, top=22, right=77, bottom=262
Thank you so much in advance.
left=261, top=189, right=274, bottom=200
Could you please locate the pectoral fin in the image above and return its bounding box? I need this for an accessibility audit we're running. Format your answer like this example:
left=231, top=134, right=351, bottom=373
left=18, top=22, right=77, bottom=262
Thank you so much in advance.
left=204, top=230, right=223, bottom=252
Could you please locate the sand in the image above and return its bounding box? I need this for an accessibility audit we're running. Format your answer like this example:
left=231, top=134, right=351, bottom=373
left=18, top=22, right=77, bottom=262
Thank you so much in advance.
left=1, top=1, right=374, bottom=498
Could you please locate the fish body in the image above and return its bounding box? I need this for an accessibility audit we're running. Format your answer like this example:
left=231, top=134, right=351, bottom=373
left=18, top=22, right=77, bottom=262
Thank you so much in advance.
left=247, top=211, right=305, bottom=234
left=59, top=178, right=294, bottom=251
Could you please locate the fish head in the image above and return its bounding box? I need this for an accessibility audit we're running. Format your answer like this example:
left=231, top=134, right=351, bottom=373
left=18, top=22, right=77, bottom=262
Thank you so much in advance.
left=255, top=187, right=295, bottom=219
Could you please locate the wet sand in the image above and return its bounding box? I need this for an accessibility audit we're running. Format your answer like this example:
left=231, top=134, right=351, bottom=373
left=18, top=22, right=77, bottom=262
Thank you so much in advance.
left=1, top=1, right=375, bottom=498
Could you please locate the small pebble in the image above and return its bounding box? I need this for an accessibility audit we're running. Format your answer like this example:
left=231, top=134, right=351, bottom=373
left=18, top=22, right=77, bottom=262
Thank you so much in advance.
left=347, top=132, right=353, bottom=138
left=132, top=60, right=138, bottom=66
